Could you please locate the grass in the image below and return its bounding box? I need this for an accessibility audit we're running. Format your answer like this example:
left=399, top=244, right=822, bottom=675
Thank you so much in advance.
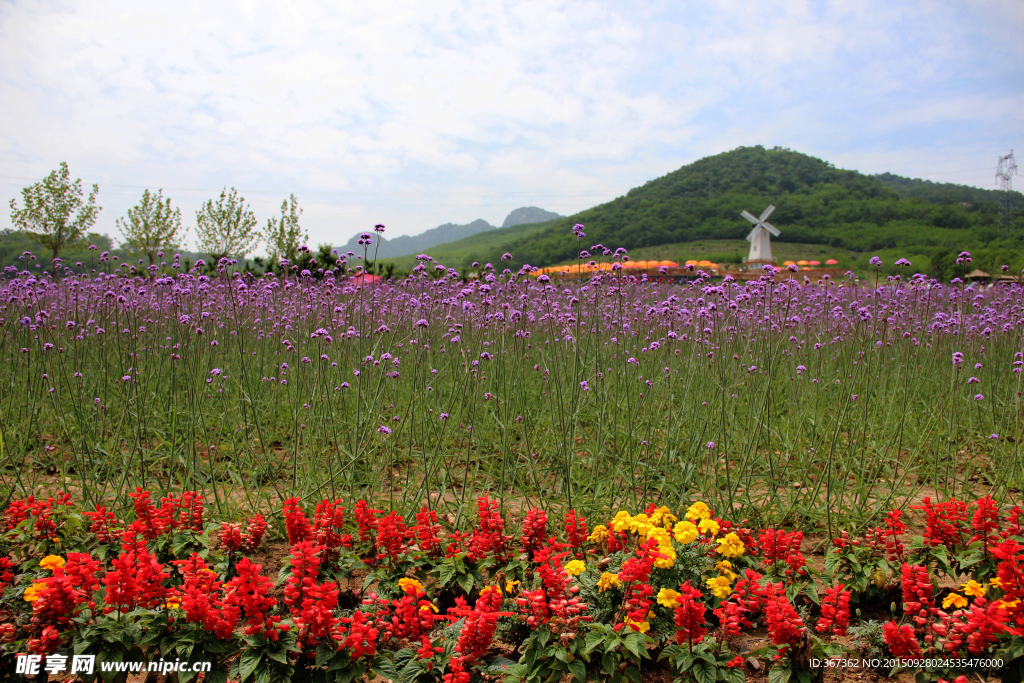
left=1, top=259, right=1019, bottom=539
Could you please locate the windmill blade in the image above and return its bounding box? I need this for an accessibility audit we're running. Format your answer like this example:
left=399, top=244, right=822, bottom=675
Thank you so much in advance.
left=741, top=210, right=759, bottom=224
left=746, top=227, right=758, bottom=241
left=759, top=204, right=776, bottom=222
left=762, top=221, right=780, bottom=237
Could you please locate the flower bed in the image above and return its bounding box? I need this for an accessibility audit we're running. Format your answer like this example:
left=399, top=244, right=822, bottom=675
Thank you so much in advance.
left=1, top=490, right=1022, bottom=682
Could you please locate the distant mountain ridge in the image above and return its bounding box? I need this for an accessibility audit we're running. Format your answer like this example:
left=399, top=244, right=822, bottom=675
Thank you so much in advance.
left=502, top=206, right=561, bottom=228
left=339, top=207, right=561, bottom=259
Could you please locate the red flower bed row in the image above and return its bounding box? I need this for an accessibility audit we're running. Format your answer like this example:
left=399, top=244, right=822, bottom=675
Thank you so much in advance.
left=0, top=491, right=1022, bottom=682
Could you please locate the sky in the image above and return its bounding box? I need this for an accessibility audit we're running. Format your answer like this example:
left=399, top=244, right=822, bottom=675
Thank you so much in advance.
left=1, top=0, right=1022, bottom=255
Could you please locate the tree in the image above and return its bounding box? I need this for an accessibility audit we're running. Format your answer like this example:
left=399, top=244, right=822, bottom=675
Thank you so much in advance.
left=8, top=162, right=100, bottom=271
left=116, top=189, right=183, bottom=265
left=263, top=194, right=307, bottom=263
left=194, top=187, right=260, bottom=262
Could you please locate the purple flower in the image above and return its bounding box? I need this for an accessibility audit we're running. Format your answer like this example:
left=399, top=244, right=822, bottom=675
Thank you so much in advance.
left=374, top=224, right=385, bottom=233
left=501, top=252, right=513, bottom=261
left=952, top=352, right=964, bottom=366
left=572, top=224, right=586, bottom=239
left=869, top=256, right=882, bottom=267
left=210, top=368, right=222, bottom=376
left=440, top=413, right=449, bottom=421
left=974, top=394, right=984, bottom=401
left=415, top=319, right=429, bottom=328
left=895, top=258, right=911, bottom=267
left=990, top=434, right=999, bottom=439
left=706, top=441, right=715, bottom=449
left=378, top=425, right=392, bottom=434
left=967, top=377, right=979, bottom=384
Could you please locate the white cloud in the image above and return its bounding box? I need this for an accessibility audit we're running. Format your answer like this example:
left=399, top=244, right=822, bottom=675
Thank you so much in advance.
left=1, top=0, right=1021, bottom=252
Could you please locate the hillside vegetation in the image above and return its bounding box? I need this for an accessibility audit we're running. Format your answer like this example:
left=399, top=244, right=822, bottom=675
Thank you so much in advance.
left=400, top=146, right=1023, bottom=279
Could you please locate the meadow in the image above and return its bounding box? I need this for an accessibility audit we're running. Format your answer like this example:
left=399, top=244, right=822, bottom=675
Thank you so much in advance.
left=1, top=246, right=1020, bottom=536
left=3, top=241, right=1024, bottom=682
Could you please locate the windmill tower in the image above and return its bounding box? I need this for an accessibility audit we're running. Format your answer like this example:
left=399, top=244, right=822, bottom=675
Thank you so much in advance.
left=741, top=204, right=780, bottom=265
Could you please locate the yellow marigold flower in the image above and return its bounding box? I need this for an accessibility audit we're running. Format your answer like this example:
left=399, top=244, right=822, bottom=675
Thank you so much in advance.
left=610, top=511, right=632, bottom=533
left=505, top=579, right=521, bottom=593
left=715, top=560, right=738, bottom=581
left=398, top=578, right=425, bottom=594
left=942, top=593, right=968, bottom=609
left=990, top=577, right=1003, bottom=589
left=419, top=603, right=440, bottom=612
left=565, top=560, right=586, bottom=577
left=481, top=585, right=502, bottom=599
left=657, top=588, right=681, bottom=608
left=652, top=541, right=676, bottom=569
left=165, top=597, right=181, bottom=610
left=623, top=617, right=650, bottom=634
left=39, top=555, right=65, bottom=572
left=999, top=598, right=1021, bottom=610
left=674, top=521, right=698, bottom=544
left=698, top=518, right=720, bottom=536
left=961, top=580, right=986, bottom=598
left=646, top=526, right=672, bottom=544
left=588, top=525, right=609, bottom=543
left=630, top=514, right=653, bottom=536
left=706, top=576, right=732, bottom=599
left=598, top=572, right=622, bottom=592
left=23, top=581, right=47, bottom=603
left=686, top=502, right=711, bottom=521
left=716, top=533, right=744, bottom=558
left=653, top=506, right=678, bottom=528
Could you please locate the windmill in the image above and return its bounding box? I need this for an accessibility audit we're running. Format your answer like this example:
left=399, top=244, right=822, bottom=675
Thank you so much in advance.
left=741, top=204, right=780, bottom=264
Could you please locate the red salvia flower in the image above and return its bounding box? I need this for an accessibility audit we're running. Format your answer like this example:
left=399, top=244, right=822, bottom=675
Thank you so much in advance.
left=816, top=583, right=851, bottom=636
left=762, top=582, right=805, bottom=656
left=672, top=581, right=707, bottom=647
left=564, top=509, right=588, bottom=557
left=413, top=507, right=442, bottom=555
left=83, top=505, right=119, bottom=543
left=219, top=523, right=244, bottom=552
left=883, top=621, right=923, bottom=657
left=241, top=514, right=268, bottom=553
left=520, top=507, right=548, bottom=559
left=353, top=499, right=381, bottom=543
left=970, top=495, right=1001, bottom=545
left=225, top=557, right=282, bottom=641
left=283, top=497, right=313, bottom=545
left=336, top=609, right=378, bottom=661
left=912, top=497, right=967, bottom=550
left=900, top=563, right=935, bottom=629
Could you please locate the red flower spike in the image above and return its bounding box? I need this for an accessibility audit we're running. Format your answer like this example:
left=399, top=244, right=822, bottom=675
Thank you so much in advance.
left=283, top=497, right=313, bottom=545
left=883, top=621, right=923, bottom=657
left=673, top=581, right=708, bottom=646
left=816, top=583, right=851, bottom=636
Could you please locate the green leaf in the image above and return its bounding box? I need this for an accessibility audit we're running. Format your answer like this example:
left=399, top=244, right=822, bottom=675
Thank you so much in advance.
left=483, top=657, right=519, bottom=674
left=568, top=658, right=587, bottom=683
left=803, top=581, right=820, bottom=605
left=768, top=662, right=791, bottom=683
left=690, top=659, right=716, bottom=683
left=238, top=651, right=261, bottom=683
left=622, top=631, right=647, bottom=661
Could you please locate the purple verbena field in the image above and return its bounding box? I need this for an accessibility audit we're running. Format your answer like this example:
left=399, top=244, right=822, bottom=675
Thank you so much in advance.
left=1, top=243, right=1021, bottom=534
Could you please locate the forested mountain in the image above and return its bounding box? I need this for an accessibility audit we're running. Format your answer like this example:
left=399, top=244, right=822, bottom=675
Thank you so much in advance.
left=476, top=146, right=1022, bottom=274
left=873, top=172, right=1021, bottom=208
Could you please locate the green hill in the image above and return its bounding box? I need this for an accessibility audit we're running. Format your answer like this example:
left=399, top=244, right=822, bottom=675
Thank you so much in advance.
left=389, top=146, right=1024, bottom=279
